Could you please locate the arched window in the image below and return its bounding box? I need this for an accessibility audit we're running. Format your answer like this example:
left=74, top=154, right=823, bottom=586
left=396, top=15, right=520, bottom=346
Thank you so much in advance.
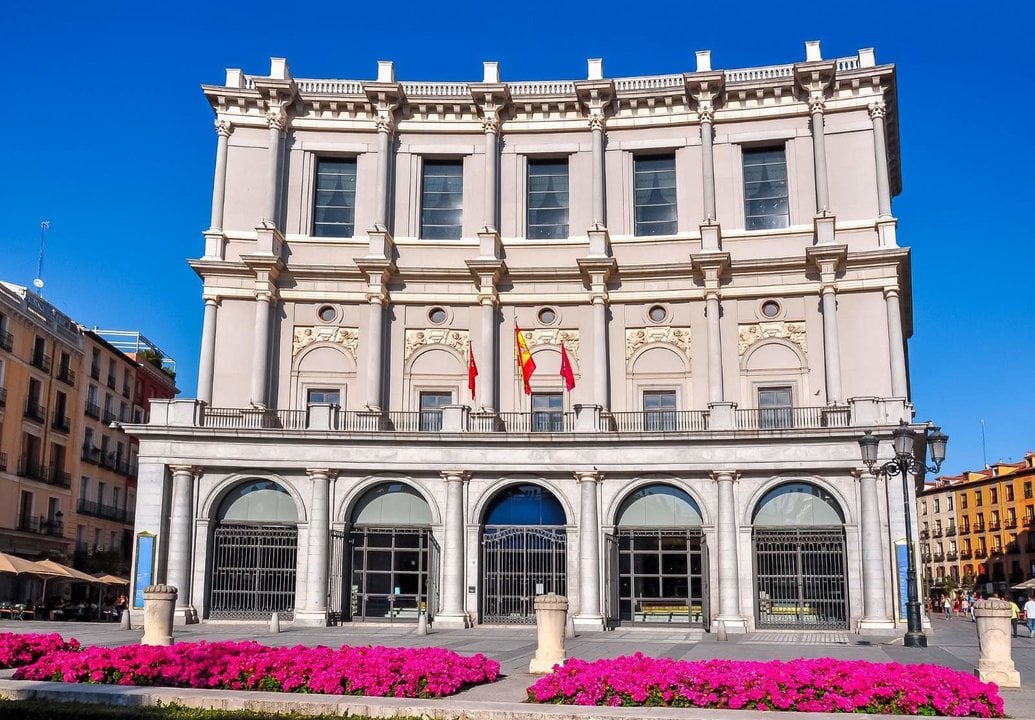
left=616, top=485, right=703, bottom=527
left=484, top=484, right=566, bottom=525
left=216, top=480, right=297, bottom=524
left=752, top=482, right=844, bottom=526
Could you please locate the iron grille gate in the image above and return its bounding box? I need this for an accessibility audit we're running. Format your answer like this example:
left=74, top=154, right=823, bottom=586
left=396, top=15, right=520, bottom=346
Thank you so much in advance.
left=210, top=524, right=298, bottom=620
left=753, top=527, right=848, bottom=629
left=612, top=528, right=708, bottom=626
left=604, top=534, right=620, bottom=628
left=482, top=526, right=566, bottom=624
left=329, top=529, right=346, bottom=623
left=347, top=526, right=437, bottom=622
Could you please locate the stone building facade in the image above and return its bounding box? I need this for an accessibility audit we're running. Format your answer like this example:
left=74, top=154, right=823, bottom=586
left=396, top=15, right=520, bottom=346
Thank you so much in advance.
left=129, top=41, right=934, bottom=633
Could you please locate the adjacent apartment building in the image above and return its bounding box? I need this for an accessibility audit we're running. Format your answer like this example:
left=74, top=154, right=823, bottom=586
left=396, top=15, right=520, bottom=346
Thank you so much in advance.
left=128, top=41, right=937, bottom=634
left=0, top=282, right=176, bottom=595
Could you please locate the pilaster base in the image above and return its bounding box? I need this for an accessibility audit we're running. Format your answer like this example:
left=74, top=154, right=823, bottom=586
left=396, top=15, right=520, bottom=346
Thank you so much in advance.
left=572, top=614, right=605, bottom=633
left=433, top=612, right=471, bottom=629
left=292, top=609, right=329, bottom=627
left=172, top=606, right=199, bottom=625
left=976, top=665, right=1020, bottom=688
left=712, top=616, right=748, bottom=634
left=857, top=617, right=896, bottom=634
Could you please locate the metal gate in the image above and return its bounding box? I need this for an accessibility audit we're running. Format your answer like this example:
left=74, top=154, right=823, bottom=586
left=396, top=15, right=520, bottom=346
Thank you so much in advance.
left=347, top=526, right=437, bottom=622
left=612, top=528, right=708, bottom=626
left=604, top=533, right=620, bottom=628
left=210, top=524, right=298, bottom=619
left=753, top=527, right=848, bottom=629
left=482, top=526, right=566, bottom=624
left=329, top=529, right=346, bottom=623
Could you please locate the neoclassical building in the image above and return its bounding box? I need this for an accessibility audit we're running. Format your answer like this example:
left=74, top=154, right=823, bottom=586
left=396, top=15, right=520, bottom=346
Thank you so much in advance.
left=129, top=41, right=933, bottom=634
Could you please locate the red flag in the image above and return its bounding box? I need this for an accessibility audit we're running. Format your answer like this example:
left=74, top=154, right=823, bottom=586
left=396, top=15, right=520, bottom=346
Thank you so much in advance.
left=467, top=342, right=478, bottom=400
left=560, top=344, right=576, bottom=391
left=515, top=324, right=536, bottom=395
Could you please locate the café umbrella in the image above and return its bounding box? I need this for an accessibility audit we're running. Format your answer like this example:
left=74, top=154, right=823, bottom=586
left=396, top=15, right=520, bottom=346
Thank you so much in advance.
left=34, top=559, right=103, bottom=617
left=0, top=552, right=60, bottom=577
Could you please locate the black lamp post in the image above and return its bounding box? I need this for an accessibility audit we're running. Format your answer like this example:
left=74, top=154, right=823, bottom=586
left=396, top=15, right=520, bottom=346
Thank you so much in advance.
left=859, top=421, right=948, bottom=649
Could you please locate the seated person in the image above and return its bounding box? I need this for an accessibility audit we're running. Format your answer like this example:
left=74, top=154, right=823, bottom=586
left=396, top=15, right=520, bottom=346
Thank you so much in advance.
left=48, top=597, right=67, bottom=621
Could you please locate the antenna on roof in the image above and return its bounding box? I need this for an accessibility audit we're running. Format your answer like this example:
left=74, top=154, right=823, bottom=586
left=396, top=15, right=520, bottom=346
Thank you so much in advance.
left=33, top=220, right=49, bottom=296
left=980, top=419, right=988, bottom=469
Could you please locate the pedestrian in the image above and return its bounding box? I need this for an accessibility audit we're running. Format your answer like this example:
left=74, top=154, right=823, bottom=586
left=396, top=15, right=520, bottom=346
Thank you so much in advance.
left=953, top=593, right=962, bottom=619
left=943, top=594, right=953, bottom=619
left=1024, top=595, right=1035, bottom=638
left=960, top=595, right=970, bottom=621
left=1007, top=595, right=1021, bottom=638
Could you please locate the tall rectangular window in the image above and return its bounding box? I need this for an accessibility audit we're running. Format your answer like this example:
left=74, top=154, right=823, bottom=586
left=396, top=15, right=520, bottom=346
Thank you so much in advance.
left=527, top=159, right=569, bottom=239
left=634, top=155, right=676, bottom=236
left=419, top=391, right=452, bottom=432
left=743, top=146, right=789, bottom=230
left=421, top=160, right=463, bottom=239
left=643, top=390, right=677, bottom=431
left=531, top=392, right=564, bottom=432
left=757, top=386, right=793, bottom=429
left=313, top=158, right=357, bottom=237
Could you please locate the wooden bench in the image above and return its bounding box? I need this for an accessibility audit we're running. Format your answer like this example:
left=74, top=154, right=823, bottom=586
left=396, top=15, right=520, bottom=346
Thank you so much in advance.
left=637, top=602, right=703, bottom=623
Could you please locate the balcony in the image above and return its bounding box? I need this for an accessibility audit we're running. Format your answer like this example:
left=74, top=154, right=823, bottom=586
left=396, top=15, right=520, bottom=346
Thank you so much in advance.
left=102, top=409, right=118, bottom=424
left=946, top=551, right=958, bottom=561
left=106, top=374, right=117, bottom=390
left=23, top=400, right=46, bottom=424
left=919, top=529, right=930, bottom=540
left=0, top=386, right=6, bottom=407
left=90, top=364, right=100, bottom=380
left=16, top=514, right=64, bottom=538
left=85, top=401, right=101, bottom=419
left=76, top=497, right=129, bottom=523
left=16, top=456, right=46, bottom=483
left=975, top=548, right=988, bottom=558
left=735, top=406, right=849, bottom=430
left=30, top=351, right=52, bottom=373
left=1006, top=543, right=1019, bottom=554
left=0, top=451, right=6, bottom=472
left=609, top=410, right=708, bottom=433
left=945, top=526, right=956, bottom=536
left=973, top=523, right=986, bottom=533
left=1005, top=519, right=1017, bottom=529
left=989, top=522, right=1001, bottom=532
left=960, top=549, right=972, bottom=560
left=46, top=465, right=72, bottom=488
left=122, top=384, right=131, bottom=399
left=51, top=414, right=71, bottom=434
left=959, top=525, right=971, bottom=535
left=0, top=329, right=12, bottom=352
left=57, top=366, right=76, bottom=387
left=932, top=528, right=943, bottom=538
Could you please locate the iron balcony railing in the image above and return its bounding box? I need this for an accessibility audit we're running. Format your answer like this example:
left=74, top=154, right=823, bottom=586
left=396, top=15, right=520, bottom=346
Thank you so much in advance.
left=945, top=526, right=956, bottom=536
left=30, top=351, right=52, bottom=373
left=102, top=409, right=118, bottom=424
left=974, top=548, right=988, bottom=558
left=933, top=552, right=945, bottom=562
left=1005, top=519, right=1017, bottom=528
left=989, top=522, right=1001, bottom=531
left=0, top=329, right=12, bottom=352
left=81, top=444, right=100, bottom=463
left=959, top=526, right=971, bottom=535
left=0, top=451, right=6, bottom=472
left=608, top=410, right=708, bottom=433
left=1006, top=543, right=1020, bottom=554
left=16, top=456, right=47, bottom=482
left=106, top=374, right=117, bottom=389
left=0, top=386, right=6, bottom=408
left=16, top=514, right=64, bottom=537
left=57, top=366, right=76, bottom=386
left=77, top=497, right=129, bottom=523
left=23, top=400, right=46, bottom=423
left=51, top=414, right=70, bottom=433
left=46, top=465, right=72, bottom=488
left=960, top=549, right=972, bottom=559
left=919, top=529, right=930, bottom=539
left=946, top=551, right=958, bottom=561
left=90, top=364, right=100, bottom=380
left=122, top=384, right=131, bottom=399
left=85, top=401, right=101, bottom=419
left=735, top=406, right=850, bottom=430
left=932, top=528, right=943, bottom=538
left=973, top=523, right=985, bottom=533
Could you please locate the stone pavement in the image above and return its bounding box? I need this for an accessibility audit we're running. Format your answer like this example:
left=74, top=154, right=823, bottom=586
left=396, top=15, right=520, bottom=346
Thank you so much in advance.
left=0, top=613, right=1033, bottom=718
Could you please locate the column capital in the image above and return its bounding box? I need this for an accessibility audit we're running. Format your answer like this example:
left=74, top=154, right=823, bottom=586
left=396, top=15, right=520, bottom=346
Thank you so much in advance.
left=588, top=113, right=606, bottom=132
left=440, top=470, right=470, bottom=483
left=265, top=108, right=288, bottom=132
left=697, top=106, right=715, bottom=124
left=169, top=464, right=200, bottom=478
left=482, top=116, right=501, bottom=134
left=201, top=294, right=222, bottom=307
left=375, top=112, right=395, bottom=134
left=882, top=285, right=900, bottom=300
left=852, top=468, right=878, bottom=482
left=215, top=118, right=234, bottom=138
left=574, top=470, right=603, bottom=484
left=868, top=99, right=887, bottom=120
left=306, top=468, right=337, bottom=480
left=808, top=96, right=827, bottom=115
left=710, top=469, right=740, bottom=483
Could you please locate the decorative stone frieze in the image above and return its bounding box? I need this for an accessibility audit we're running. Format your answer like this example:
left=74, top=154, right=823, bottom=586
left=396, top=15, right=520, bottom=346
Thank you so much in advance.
left=738, top=321, right=807, bottom=357
left=625, top=326, right=691, bottom=360
left=519, top=328, right=579, bottom=360
left=292, top=326, right=359, bottom=360
left=404, top=328, right=471, bottom=360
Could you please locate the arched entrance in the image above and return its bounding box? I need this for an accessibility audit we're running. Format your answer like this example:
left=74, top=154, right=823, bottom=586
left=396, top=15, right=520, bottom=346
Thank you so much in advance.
left=608, top=484, right=708, bottom=626
left=338, top=483, right=437, bottom=622
left=481, top=484, right=567, bottom=624
left=209, top=479, right=299, bottom=619
left=752, top=482, right=848, bottom=629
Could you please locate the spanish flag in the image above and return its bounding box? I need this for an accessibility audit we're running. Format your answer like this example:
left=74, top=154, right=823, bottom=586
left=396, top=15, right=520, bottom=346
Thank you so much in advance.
left=515, top=324, right=536, bottom=395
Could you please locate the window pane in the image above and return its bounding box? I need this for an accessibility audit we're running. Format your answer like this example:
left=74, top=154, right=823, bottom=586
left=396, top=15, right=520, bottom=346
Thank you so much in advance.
left=531, top=392, right=563, bottom=432
left=313, top=159, right=357, bottom=237
left=421, top=161, right=463, bottom=239
left=743, top=147, right=789, bottom=230
left=527, top=160, right=569, bottom=239
left=307, top=389, right=340, bottom=405
left=634, top=156, right=676, bottom=236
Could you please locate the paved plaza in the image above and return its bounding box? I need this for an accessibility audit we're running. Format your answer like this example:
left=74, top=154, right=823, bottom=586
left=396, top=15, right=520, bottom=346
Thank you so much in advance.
left=1, top=614, right=1033, bottom=718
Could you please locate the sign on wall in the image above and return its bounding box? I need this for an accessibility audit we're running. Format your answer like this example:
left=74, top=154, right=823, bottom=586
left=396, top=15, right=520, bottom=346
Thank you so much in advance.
left=895, top=540, right=908, bottom=621
left=133, top=532, right=156, bottom=609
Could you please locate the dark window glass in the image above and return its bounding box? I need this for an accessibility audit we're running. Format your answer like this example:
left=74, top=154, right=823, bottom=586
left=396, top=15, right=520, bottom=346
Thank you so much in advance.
left=634, top=155, right=677, bottom=236
left=643, top=391, right=677, bottom=431
left=419, top=391, right=452, bottom=431
left=313, top=159, right=357, bottom=237
left=758, top=386, right=793, bottom=429
left=531, top=392, right=563, bottom=432
left=307, top=388, right=340, bottom=405
left=421, top=161, right=463, bottom=239
left=743, top=146, right=789, bottom=230
left=527, top=160, right=569, bottom=239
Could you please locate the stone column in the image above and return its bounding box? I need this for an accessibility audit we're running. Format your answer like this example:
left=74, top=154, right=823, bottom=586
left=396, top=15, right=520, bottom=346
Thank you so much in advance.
left=165, top=465, right=198, bottom=624
left=249, top=289, right=272, bottom=407
left=573, top=471, right=603, bottom=630
left=706, top=292, right=724, bottom=403
left=820, top=285, right=843, bottom=404
left=856, top=469, right=894, bottom=631
left=480, top=298, right=496, bottom=410
left=809, top=98, right=829, bottom=214
left=699, top=107, right=717, bottom=221
left=589, top=115, right=606, bottom=226
left=263, top=110, right=286, bottom=226
left=437, top=471, right=470, bottom=628
left=196, top=297, right=219, bottom=405
left=295, top=469, right=332, bottom=626
left=868, top=100, right=892, bottom=218
left=713, top=470, right=746, bottom=632
left=884, top=287, right=908, bottom=398
left=592, top=293, right=609, bottom=408
left=483, top=117, right=499, bottom=230
left=209, top=120, right=232, bottom=231
left=373, top=115, right=393, bottom=227
left=365, top=293, right=385, bottom=409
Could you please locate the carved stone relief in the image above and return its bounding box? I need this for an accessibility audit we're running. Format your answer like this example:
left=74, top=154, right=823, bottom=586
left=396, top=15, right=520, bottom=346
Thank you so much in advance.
left=625, top=326, right=691, bottom=360
left=404, top=328, right=471, bottom=360
left=293, top=326, right=360, bottom=361
left=520, top=328, right=580, bottom=360
left=738, top=321, right=807, bottom=356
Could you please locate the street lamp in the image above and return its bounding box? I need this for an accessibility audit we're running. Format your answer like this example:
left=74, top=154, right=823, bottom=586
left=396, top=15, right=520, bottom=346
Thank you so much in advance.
left=859, top=421, right=948, bottom=648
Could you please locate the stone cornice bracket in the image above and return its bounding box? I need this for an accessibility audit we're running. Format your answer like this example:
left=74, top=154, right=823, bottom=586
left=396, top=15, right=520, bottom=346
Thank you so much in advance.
left=577, top=256, right=618, bottom=297
left=465, top=258, right=505, bottom=301
left=683, top=71, right=725, bottom=117
left=214, top=118, right=234, bottom=137
left=241, top=249, right=284, bottom=278
left=253, top=58, right=298, bottom=129
left=690, top=251, right=731, bottom=292
left=805, top=244, right=848, bottom=287
left=470, top=75, right=511, bottom=129
left=362, top=62, right=404, bottom=127
left=574, top=77, right=616, bottom=120
left=306, top=468, right=338, bottom=480
left=354, top=257, right=394, bottom=303
left=793, top=60, right=837, bottom=106
left=709, top=469, right=740, bottom=483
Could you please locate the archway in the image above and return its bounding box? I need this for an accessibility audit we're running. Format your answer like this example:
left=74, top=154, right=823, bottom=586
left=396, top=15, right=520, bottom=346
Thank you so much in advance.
left=481, top=484, right=567, bottom=624
left=751, top=481, right=848, bottom=629
left=209, top=479, right=299, bottom=620
left=609, top=484, right=708, bottom=626
left=339, top=482, right=436, bottom=622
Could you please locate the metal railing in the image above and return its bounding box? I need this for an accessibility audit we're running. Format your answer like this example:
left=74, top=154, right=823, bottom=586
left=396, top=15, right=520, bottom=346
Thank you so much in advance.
left=945, top=526, right=956, bottom=536
left=735, top=406, right=849, bottom=430
left=0, top=386, right=6, bottom=407
left=0, top=451, right=6, bottom=472
left=932, top=528, right=943, bottom=538
left=77, top=498, right=129, bottom=523
left=919, top=529, right=929, bottom=539
left=106, top=374, right=117, bottom=389
left=17, top=456, right=46, bottom=482
left=608, top=410, right=708, bottom=433
left=51, top=414, right=70, bottom=433
left=974, top=548, right=987, bottom=558
left=959, top=525, right=971, bottom=535
left=90, top=364, right=100, bottom=380
left=30, top=351, right=52, bottom=373
left=57, top=366, right=76, bottom=386
left=973, top=523, right=985, bottom=533
left=960, top=549, right=972, bottom=559
left=946, top=551, right=958, bottom=561
left=0, top=329, right=12, bottom=352
left=23, top=400, right=46, bottom=423
left=85, top=401, right=101, bottom=419
left=46, top=465, right=71, bottom=488
left=16, top=514, right=64, bottom=537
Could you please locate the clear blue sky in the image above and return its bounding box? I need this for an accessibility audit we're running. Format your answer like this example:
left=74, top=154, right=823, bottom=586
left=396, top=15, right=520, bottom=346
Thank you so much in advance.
left=2, top=0, right=1031, bottom=476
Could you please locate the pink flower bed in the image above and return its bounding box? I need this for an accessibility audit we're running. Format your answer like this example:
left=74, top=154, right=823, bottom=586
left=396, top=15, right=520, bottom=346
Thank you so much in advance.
left=14, top=640, right=499, bottom=698
left=0, top=633, right=80, bottom=669
left=527, top=654, right=1004, bottom=717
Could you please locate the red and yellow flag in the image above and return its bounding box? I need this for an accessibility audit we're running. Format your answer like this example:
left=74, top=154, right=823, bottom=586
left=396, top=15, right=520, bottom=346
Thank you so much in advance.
left=515, top=324, right=536, bottom=395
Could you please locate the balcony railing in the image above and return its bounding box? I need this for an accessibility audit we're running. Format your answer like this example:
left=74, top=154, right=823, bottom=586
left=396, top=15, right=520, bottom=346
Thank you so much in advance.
left=16, top=514, right=64, bottom=537
left=735, top=406, right=849, bottom=430
left=77, top=498, right=130, bottom=523
left=0, top=451, right=6, bottom=472
left=1005, top=519, right=1017, bottom=529
left=0, top=329, right=12, bottom=352
left=51, top=414, right=71, bottom=433
left=0, top=386, right=6, bottom=408
left=81, top=444, right=100, bottom=463
left=933, top=552, right=945, bottom=562
left=919, top=529, right=930, bottom=539
left=57, top=366, right=76, bottom=386
left=1006, top=543, right=1019, bottom=554
left=122, top=384, right=131, bottom=399
left=945, top=526, right=956, bottom=536
left=16, top=456, right=46, bottom=482
left=30, top=351, right=52, bottom=373
left=959, top=526, right=971, bottom=535
left=988, top=522, right=1001, bottom=532
left=946, top=551, right=958, bottom=561
left=973, top=523, right=985, bottom=533
left=932, top=528, right=943, bottom=538
left=46, top=465, right=72, bottom=488
left=960, top=549, right=972, bottom=559
left=85, top=401, right=101, bottom=419
left=106, top=374, right=117, bottom=389
left=23, top=400, right=46, bottom=423
left=102, top=409, right=118, bottom=424
left=90, top=364, right=100, bottom=380
left=974, top=548, right=988, bottom=558
left=608, top=410, right=708, bottom=433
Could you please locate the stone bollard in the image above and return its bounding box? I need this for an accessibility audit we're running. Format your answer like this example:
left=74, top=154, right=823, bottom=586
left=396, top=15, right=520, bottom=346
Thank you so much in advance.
left=269, top=612, right=281, bottom=633
left=120, top=609, right=131, bottom=630
left=529, top=593, right=568, bottom=674
left=141, top=585, right=177, bottom=646
left=973, top=598, right=1020, bottom=687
